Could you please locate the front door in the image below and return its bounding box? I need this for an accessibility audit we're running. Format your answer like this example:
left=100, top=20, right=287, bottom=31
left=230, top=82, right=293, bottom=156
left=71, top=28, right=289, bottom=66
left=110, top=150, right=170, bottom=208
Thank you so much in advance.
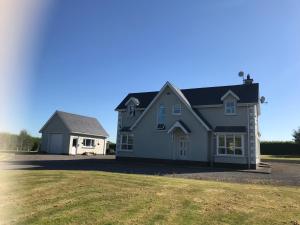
left=178, top=136, right=188, bottom=160
left=71, top=138, right=78, bottom=155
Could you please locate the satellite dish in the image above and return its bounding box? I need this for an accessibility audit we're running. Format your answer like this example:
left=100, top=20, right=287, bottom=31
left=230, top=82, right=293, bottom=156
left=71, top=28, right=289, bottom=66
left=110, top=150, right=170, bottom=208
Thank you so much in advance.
left=238, top=71, right=244, bottom=77
left=260, top=96, right=266, bottom=104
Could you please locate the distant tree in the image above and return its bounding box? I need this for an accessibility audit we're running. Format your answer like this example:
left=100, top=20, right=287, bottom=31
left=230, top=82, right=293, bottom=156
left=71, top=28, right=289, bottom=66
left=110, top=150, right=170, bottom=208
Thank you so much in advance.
left=0, top=131, right=40, bottom=151
left=18, top=129, right=31, bottom=150
left=292, top=127, right=300, bottom=144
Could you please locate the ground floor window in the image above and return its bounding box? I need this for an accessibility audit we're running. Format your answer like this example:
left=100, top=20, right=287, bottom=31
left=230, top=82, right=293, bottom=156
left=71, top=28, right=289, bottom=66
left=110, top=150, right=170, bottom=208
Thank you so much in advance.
left=217, top=134, right=243, bottom=156
left=83, top=138, right=95, bottom=147
left=121, top=134, right=133, bottom=150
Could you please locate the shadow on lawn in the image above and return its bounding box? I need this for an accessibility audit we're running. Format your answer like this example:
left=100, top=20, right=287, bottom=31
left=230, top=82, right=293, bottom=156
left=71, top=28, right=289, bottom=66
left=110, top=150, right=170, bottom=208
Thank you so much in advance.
left=6, top=158, right=237, bottom=175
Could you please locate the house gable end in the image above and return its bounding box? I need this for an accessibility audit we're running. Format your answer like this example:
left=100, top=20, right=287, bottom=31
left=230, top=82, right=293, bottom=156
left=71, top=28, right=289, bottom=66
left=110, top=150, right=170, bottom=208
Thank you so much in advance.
left=130, top=82, right=211, bottom=131
left=39, top=111, right=70, bottom=134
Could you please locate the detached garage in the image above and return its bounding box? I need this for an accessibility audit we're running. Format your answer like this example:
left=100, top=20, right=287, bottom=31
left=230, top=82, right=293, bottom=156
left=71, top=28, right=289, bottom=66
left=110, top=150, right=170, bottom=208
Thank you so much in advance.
left=40, top=111, right=109, bottom=155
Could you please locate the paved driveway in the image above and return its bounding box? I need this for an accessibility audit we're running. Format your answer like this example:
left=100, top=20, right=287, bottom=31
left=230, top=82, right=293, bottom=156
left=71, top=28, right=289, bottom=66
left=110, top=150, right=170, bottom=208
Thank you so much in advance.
left=1, top=154, right=300, bottom=186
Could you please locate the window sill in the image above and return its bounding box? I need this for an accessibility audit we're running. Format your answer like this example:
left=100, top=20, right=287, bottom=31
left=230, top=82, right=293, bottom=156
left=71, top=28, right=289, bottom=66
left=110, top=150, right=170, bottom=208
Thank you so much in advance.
left=155, top=129, right=166, bottom=132
left=224, top=113, right=237, bottom=116
left=118, top=149, right=133, bottom=152
left=82, top=146, right=96, bottom=149
left=215, top=154, right=244, bottom=158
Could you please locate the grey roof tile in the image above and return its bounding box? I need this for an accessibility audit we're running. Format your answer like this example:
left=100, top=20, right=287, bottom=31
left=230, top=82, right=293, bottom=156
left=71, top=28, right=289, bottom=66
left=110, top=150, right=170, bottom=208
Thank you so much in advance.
left=115, top=83, right=259, bottom=110
left=56, top=111, right=109, bottom=137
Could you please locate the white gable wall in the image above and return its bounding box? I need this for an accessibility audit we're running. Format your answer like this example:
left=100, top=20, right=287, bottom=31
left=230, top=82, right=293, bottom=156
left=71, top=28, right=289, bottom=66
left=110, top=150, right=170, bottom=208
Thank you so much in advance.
left=117, top=86, right=209, bottom=162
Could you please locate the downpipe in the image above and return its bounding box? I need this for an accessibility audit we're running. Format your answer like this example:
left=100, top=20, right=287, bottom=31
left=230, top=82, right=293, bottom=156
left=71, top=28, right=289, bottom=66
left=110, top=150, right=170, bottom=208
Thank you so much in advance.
left=247, top=104, right=251, bottom=169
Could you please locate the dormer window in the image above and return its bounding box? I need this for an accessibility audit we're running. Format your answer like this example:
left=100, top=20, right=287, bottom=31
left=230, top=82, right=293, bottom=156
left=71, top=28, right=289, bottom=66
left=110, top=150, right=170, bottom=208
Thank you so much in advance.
left=221, top=90, right=239, bottom=116
left=225, top=100, right=236, bottom=115
left=128, top=105, right=135, bottom=117
left=125, top=97, right=139, bottom=118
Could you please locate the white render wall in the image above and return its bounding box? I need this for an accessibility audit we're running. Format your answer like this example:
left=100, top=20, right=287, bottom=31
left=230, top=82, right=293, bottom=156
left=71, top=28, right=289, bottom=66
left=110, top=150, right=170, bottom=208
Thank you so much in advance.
left=68, top=134, right=107, bottom=155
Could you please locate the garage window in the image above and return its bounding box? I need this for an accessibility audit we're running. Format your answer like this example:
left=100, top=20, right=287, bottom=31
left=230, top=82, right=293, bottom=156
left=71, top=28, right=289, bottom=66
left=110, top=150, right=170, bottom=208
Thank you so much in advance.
left=83, top=138, right=95, bottom=148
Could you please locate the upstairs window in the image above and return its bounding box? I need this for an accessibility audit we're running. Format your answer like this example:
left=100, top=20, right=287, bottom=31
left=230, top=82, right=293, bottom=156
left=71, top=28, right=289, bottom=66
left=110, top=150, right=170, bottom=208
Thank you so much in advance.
left=128, top=105, right=135, bottom=117
left=172, top=104, right=182, bottom=115
left=121, top=134, right=133, bottom=150
left=225, top=100, right=236, bottom=115
left=83, top=138, right=95, bottom=148
left=157, top=104, right=166, bottom=130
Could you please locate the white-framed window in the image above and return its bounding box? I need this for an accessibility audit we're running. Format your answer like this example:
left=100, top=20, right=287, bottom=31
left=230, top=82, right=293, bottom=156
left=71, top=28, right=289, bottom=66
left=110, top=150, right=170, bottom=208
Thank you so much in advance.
left=128, top=105, right=135, bottom=117
left=83, top=138, right=95, bottom=148
left=224, top=100, right=236, bottom=115
left=217, top=134, right=243, bottom=156
left=121, top=134, right=133, bottom=150
left=157, top=104, right=166, bottom=130
left=172, top=104, right=182, bottom=115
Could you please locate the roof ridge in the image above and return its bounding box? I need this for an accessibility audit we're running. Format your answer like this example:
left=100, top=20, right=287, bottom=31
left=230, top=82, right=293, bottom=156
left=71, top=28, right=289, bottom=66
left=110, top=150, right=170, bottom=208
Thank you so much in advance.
left=127, top=83, right=258, bottom=95
left=181, top=83, right=259, bottom=91
left=56, top=110, right=97, bottom=120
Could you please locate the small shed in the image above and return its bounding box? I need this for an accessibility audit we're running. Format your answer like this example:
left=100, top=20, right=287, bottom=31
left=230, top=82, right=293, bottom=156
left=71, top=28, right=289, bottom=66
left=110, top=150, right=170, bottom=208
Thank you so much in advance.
left=39, top=111, right=109, bottom=155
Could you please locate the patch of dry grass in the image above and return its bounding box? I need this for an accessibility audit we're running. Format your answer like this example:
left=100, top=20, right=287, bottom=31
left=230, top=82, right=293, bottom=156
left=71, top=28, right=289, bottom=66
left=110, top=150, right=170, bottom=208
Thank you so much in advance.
left=1, top=170, right=299, bottom=225
left=262, top=155, right=300, bottom=163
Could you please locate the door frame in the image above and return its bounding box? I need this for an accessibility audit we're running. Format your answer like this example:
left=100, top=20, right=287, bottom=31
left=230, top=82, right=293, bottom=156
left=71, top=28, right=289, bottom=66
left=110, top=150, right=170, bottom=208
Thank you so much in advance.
left=173, top=134, right=189, bottom=160
left=71, top=137, right=78, bottom=155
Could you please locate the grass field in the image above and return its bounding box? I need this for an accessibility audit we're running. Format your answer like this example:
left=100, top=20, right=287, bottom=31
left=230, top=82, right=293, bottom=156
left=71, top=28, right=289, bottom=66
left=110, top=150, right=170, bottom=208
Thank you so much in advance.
left=262, top=155, right=300, bottom=163
left=1, top=170, right=300, bottom=225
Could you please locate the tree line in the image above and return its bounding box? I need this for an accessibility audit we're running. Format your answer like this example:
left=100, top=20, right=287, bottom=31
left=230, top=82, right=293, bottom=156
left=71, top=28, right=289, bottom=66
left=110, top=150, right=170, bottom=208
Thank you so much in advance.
left=0, top=130, right=40, bottom=152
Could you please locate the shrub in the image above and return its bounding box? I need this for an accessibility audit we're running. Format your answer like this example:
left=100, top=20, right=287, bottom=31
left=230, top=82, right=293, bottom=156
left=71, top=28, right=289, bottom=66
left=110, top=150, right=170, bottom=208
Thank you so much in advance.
left=292, top=127, right=300, bottom=144
left=260, top=141, right=300, bottom=155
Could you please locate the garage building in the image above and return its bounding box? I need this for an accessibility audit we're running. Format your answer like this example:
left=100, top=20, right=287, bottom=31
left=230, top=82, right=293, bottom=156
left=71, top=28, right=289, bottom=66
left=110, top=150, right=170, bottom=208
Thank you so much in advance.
left=40, top=111, right=109, bottom=155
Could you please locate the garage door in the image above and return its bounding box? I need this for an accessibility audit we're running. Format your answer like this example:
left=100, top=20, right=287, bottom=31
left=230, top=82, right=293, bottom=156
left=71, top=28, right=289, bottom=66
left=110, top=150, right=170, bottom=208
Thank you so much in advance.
left=48, top=134, right=64, bottom=154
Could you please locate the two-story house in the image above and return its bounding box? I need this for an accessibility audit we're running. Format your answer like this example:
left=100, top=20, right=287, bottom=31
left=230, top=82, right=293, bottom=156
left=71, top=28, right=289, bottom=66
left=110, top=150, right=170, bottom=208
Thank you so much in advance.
left=115, top=76, right=261, bottom=169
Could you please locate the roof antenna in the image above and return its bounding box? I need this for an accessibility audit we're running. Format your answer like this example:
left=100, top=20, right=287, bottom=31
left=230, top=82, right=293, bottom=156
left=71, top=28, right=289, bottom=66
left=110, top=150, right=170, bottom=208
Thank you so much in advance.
left=238, top=71, right=254, bottom=85
left=260, top=96, right=268, bottom=104
left=238, top=71, right=245, bottom=83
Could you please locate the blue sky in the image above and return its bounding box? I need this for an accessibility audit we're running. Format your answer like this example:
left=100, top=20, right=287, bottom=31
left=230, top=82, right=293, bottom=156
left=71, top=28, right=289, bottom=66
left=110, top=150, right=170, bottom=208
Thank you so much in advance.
left=20, top=0, right=300, bottom=141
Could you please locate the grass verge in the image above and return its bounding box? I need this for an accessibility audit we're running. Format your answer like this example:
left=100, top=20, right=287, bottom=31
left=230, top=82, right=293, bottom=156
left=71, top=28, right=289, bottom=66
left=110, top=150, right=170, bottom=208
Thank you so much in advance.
left=261, top=155, right=300, bottom=163
left=1, top=170, right=300, bottom=225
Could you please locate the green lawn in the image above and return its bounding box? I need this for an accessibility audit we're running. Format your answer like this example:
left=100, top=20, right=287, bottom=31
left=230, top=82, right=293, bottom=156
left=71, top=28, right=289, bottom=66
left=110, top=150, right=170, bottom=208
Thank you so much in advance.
left=261, top=155, right=300, bottom=163
left=1, top=171, right=300, bottom=225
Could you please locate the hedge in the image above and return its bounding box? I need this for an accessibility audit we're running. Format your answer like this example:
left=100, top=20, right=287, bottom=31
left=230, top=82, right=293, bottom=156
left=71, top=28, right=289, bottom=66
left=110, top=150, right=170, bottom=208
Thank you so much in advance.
left=260, top=141, right=300, bottom=155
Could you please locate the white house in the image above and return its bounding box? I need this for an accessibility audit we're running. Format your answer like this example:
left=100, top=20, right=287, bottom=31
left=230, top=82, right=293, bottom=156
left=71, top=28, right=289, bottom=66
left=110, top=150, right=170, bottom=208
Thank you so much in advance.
left=115, top=76, right=261, bottom=169
left=40, top=111, right=109, bottom=155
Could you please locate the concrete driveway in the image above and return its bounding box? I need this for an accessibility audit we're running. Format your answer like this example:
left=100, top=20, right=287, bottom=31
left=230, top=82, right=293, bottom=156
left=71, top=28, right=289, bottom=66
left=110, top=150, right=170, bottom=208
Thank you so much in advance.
left=1, top=154, right=300, bottom=186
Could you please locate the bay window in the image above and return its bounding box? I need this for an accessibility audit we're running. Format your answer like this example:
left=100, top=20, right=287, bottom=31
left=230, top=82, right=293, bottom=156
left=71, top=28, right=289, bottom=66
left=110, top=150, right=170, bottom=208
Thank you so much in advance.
left=121, top=134, right=133, bottom=150
left=217, top=134, right=243, bottom=156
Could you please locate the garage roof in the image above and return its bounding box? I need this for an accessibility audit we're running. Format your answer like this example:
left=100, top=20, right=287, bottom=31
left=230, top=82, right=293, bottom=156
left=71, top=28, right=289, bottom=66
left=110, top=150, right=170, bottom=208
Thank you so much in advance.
left=40, top=111, right=109, bottom=137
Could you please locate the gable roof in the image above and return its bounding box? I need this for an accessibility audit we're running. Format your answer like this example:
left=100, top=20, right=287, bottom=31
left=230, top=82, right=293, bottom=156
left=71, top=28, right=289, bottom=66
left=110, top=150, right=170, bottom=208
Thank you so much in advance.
left=130, top=82, right=211, bottom=131
left=40, top=111, right=109, bottom=137
left=115, top=83, right=259, bottom=110
left=167, top=120, right=191, bottom=134
left=220, top=90, right=240, bottom=101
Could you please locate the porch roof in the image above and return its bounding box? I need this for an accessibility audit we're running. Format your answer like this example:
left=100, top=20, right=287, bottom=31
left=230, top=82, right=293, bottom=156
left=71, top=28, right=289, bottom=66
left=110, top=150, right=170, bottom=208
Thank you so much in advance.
left=214, top=126, right=247, bottom=133
left=167, top=121, right=191, bottom=135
